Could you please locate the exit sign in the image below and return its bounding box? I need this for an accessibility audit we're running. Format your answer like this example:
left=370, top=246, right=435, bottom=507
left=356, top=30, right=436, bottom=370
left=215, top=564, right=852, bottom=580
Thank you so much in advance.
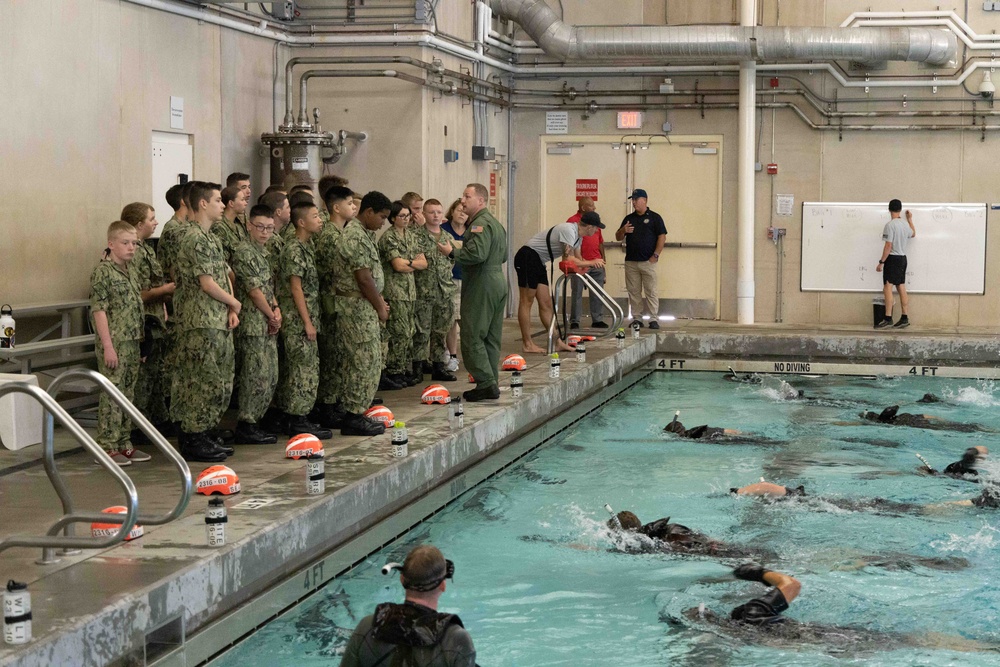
left=617, top=111, right=643, bottom=129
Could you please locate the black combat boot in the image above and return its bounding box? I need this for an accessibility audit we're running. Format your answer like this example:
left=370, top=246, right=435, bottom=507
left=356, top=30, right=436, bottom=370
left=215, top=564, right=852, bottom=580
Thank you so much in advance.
left=311, top=402, right=346, bottom=429
left=463, top=385, right=501, bottom=402
left=285, top=414, right=333, bottom=440
left=379, top=371, right=404, bottom=391
left=408, top=360, right=424, bottom=386
left=431, top=361, right=457, bottom=382
left=181, top=432, right=228, bottom=463
left=341, top=412, right=386, bottom=436
left=235, top=421, right=278, bottom=444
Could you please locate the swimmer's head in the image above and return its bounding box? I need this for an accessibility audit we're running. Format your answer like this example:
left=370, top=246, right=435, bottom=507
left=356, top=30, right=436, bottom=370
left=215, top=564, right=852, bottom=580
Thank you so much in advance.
left=664, top=420, right=685, bottom=435
left=961, top=447, right=986, bottom=466
left=787, top=485, right=807, bottom=497
left=399, top=545, right=454, bottom=592
left=975, top=445, right=989, bottom=458
left=860, top=411, right=878, bottom=422
left=608, top=511, right=641, bottom=531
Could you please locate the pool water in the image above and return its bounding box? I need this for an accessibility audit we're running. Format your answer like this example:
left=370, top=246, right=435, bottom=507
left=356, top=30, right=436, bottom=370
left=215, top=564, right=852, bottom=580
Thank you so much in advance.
left=214, top=372, right=1000, bottom=666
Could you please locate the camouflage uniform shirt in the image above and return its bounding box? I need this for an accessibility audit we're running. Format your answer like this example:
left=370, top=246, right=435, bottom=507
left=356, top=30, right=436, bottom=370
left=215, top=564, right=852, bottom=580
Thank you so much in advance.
left=277, top=237, right=321, bottom=335
left=378, top=226, right=416, bottom=302
left=232, top=240, right=276, bottom=337
left=89, top=259, right=143, bottom=344
left=175, top=226, right=232, bottom=331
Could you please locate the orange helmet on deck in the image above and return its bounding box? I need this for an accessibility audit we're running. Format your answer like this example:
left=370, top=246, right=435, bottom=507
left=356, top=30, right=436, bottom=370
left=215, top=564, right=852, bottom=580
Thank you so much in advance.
left=196, top=465, right=241, bottom=496
left=285, top=433, right=324, bottom=459
left=421, top=384, right=452, bottom=405
left=501, top=354, right=527, bottom=371
left=364, top=405, right=396, bottom=427
left=91, top=506, right=143, bottom=541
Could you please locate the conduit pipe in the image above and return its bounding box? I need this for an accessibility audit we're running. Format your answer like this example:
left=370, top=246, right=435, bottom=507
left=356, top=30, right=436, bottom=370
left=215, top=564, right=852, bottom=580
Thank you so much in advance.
left=487, top=0, right=956, bottom=65
left=737, top=0, right=756, bottom=325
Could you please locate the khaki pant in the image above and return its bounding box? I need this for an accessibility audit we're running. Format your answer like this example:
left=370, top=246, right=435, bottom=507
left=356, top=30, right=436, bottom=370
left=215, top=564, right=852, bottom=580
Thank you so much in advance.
left=624, top=260, right=659, bottom=319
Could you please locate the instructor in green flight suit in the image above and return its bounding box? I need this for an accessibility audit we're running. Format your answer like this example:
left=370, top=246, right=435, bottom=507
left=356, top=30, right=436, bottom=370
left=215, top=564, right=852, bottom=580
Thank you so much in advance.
left=437, top=183, right=507, bottom=402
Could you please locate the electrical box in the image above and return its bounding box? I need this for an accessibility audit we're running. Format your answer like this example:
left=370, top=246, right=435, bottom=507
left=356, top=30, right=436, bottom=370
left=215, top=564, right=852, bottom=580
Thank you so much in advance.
left=766, top=163, right=778, bottom=175
left=444, top=149, right=459, bottom=163
left=472, top=145, right=495, bottom=161
left=767, top=227, right=787, bottom=240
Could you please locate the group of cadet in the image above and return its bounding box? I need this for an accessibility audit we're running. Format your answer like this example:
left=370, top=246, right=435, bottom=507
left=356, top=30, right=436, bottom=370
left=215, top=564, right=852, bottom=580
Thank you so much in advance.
left=89, top=173, right=508, bottom=465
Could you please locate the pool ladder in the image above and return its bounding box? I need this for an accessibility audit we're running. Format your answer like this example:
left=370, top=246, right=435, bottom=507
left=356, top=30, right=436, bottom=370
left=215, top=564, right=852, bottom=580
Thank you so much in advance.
left=548, top=271, right=626, bottom=354
left=0, top=369, right=192, bottom=564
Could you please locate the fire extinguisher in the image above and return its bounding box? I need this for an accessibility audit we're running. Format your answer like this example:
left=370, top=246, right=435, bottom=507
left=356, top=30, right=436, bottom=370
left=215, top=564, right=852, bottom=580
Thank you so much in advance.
left=0, top=305, right=14, bottom=349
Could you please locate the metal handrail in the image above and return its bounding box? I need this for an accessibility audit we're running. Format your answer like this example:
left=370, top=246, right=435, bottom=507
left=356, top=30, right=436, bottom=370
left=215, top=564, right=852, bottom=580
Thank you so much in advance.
left=0, top=382, right=139, bottom=562
left=547, top=272, right=625, bottom=354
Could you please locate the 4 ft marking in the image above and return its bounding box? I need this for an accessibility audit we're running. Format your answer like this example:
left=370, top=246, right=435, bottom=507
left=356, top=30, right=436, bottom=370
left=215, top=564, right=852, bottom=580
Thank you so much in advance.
left=303, top=560, right=325, bottom=589
left=656, top=359, right=686, bottom=369
left=909, top=366, right=939, bottom=376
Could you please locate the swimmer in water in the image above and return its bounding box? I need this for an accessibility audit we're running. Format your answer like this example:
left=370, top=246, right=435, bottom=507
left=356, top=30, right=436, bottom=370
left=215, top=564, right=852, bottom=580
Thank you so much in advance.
left=730, top=481, right=806, bottom=498
left=729, top=481, right=921, bottom=516
left=858, top=405, right=987, bottom=432
left=663, top=412, right=781, bottom=445
left=677, top=565, right=1000, bottom=654
left=918, top=446, right=988, bottom=479
left=609, top=510, right=774, bottom=561
left=723, top=367, right=762, bottom=384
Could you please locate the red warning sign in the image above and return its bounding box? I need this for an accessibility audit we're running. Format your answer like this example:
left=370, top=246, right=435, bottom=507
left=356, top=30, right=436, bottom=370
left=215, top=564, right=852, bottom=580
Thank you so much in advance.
left=575, top=179, right=598, bottom=201
left=489, top=173, right=497, bottom=197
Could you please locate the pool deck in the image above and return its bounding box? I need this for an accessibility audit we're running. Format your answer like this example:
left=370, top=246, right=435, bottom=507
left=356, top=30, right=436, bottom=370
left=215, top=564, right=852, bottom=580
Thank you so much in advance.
left=2, top=319, right=998, bottom=667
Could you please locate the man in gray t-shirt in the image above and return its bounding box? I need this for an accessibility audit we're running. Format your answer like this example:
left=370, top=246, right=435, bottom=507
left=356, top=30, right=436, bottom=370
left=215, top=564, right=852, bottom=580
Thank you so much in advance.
left=513, top=213, right=606, bottom=354
left=875, top=199, right=916, bottom=329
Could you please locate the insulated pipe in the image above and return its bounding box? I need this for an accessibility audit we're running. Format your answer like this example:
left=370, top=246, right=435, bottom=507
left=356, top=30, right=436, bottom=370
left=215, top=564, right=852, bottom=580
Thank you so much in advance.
left=487, top=0, right=956, bottom=65
left=737, top=0, right=756, bottom=325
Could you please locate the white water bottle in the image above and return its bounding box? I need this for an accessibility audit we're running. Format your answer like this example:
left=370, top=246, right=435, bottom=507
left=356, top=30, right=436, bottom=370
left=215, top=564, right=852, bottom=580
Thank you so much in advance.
left=392, top=421, right=409, bottom=457
left=511, top=371, right=523, bottom=398
left=616, top=328, right=625, bottom=348
left=576, top=342, right=586, bottom=363
left=4, top=580, right=31, bottom=645
left=550, top=353, right=561, bottom=378
left=205, top=498, right=227, bottom=547
left=631, top=321, right=641, bottom=339
left=306, top=453, right=326, bottom=494
left=452, top=398, right=464, bottom=428
left=0, top=305, right=14, bottom=349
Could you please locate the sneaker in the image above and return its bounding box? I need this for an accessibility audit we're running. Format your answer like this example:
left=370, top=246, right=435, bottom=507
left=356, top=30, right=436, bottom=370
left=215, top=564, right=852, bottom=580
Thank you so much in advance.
left=95, top=450, right=132, bottom=467
left=120, top=446, right=152, bottom=462
left=591, top=321, right=609, bottom=329
left=446, top=356, right=460, bottom=372
left=893, top=316, right=910, bottom=329
left=874, top=318, right=893, bottom=329
left=648, top=321, right=660, bottom=330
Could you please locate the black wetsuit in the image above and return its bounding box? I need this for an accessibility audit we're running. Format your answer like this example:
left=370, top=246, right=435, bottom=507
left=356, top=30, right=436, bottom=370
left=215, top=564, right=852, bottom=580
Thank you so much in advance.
left=971, top=488, right=1000, bottom=509
left=631, top=518, right=773, bottom=561
left=340, top=602, right=477, bottom=667
left=664, top=420, right=780, bottom=446
left=861, top=405, right=983, bottom=433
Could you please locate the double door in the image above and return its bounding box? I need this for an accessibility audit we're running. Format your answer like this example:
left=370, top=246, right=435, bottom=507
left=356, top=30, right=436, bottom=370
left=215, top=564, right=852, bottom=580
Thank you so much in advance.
left=540, top=135, right=721, bottom=319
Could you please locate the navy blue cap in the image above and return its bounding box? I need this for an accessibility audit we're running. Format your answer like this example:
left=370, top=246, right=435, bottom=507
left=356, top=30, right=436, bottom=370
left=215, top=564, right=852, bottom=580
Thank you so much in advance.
left=628, top=189, right=648, bottom=200
left=579, top=211, right=605, bottom=229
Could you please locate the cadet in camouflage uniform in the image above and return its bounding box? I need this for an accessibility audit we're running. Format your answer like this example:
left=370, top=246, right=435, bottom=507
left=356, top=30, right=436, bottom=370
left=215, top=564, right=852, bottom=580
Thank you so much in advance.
left=332, top=191, right=392, bottom=436
left=90, top=222, right=149, bottom=465
left=260, top=191, right=291, bottom=280
left=232, top=204, right=282, bottom=444
left=437, top=184, right=508, bottom=401
left=156, top=184, right=188, bottom=280
left=275, top=201, right=331, bottom=439
left=312, top=186, right=356, bottom=427
left=120, top=203, right=175, bottom=430
left=418, top=199, right=457, bottom=382
left=379, top=201, right=425, bottom=385
left=172, top=182, right=239, bottom=463
left=226, top=172, right=252, bottom=229
left=211, top=186, right=250, bottom=267
left=400, top=193, right=430, bottom=382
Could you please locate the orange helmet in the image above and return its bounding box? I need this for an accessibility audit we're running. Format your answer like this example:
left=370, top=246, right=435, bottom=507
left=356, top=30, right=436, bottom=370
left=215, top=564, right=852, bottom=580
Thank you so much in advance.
left=364, top=405, right=396, bottom=428
left=421, top=384, right=452, bottom=405
left=501, top=354, right=527, bottom=371
left=580, top=335, right=596, bottom=342
left=566, top=335, right=582, bottom=347
left=196, top=465, right=241, bottom=496
left=91, top=506, right=143, bottom=541
left=285, top=433, right=324, bottom=459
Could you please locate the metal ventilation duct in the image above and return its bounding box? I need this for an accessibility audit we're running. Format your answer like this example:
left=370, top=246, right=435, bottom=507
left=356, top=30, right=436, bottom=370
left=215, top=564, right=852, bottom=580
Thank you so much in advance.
left=487, top=0, right=956, bottom=66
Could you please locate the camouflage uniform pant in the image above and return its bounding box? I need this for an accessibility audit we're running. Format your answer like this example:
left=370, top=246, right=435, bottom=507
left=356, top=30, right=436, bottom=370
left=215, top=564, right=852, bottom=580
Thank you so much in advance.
left=317, top=312, right=340, bottom=405
left=236, top=334, right=278, bottom=423
left=277, top=330, right=319, bottom=416
left=411, top=299, right=432, bottom=364
left=172, top=328, right=234, bottom=433
left=134, top=332, right=169, bottom=424
left=335, top=297, right=381, bottom=415
left=429, top=295, right=455, bottom=365
left=383, top=299, right=414, bottom=374
left=96, top=339, right=140, bottom=452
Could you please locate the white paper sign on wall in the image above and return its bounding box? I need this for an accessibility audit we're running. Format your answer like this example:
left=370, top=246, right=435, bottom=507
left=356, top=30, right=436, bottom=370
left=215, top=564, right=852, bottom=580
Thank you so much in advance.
left=546, top=111, right=569, bottom=134
left=170, top=96, right=184, bottom=130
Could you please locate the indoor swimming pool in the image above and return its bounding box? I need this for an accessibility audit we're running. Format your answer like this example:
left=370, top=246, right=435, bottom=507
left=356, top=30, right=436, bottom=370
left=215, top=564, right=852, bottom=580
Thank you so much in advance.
left=212, top=371, right=1000, bottom=666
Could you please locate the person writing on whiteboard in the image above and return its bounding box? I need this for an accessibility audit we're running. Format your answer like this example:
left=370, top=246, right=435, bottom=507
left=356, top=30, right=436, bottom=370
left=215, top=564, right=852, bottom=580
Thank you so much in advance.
left=875, top=200, right=915, bottom=329
left=616, top=189, right=667, bottom=329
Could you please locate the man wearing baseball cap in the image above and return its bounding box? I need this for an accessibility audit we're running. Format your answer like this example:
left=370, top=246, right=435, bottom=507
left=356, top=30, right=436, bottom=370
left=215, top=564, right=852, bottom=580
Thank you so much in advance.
left=615, top=189, right=666, bottom=329
left=513, top=212, right=605, bottom=354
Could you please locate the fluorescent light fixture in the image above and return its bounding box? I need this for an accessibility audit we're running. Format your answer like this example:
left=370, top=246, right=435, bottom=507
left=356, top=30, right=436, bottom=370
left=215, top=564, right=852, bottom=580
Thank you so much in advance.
left=612, top=143, right=622, bottom=150
left=659, top=315, right=676, bottom=321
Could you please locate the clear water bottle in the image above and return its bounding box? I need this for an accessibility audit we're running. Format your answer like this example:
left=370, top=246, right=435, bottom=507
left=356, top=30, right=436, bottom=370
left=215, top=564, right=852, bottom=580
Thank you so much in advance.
left=306, top=453, right=326, bottom=494
left=549, top=353, right=561, bottom=378
left=616, top=328, right=626, bottom=348
left=452, top=398, right=464, bottom=428
left=4, top=580, right=31, bottom=645
left=205, top=498, right=227, bottom=547
left=576, top=342, right=586, bottom=363
left=511, top=371, right=523, bottom=398
left=631, top=321, right=641, bottom=339
left=392, top=421, right=409, bottom=457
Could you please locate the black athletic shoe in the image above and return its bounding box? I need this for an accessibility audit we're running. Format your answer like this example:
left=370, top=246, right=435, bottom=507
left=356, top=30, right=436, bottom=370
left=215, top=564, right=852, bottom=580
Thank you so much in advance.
left=463, top=385, right=501, bottom=402
left=180, top=432, right=228, bottom=463
left=234, top=421, right=277, bottom=445
left=286, top=415, right=333, bottom=440
left=648, top=321, right=660, bottom=330
left=591, top=321, right=609, bottom=329
left=570, top=321, right=580, bottom=329
left=431, top=361, right=457, bottom=382
left=631, top=319, right=644, bottom=328
left=893, top=316, right=910, bottom=329
left=875, top=317, right=893, bottom=329
left=341, top=412, right=386, bottom=436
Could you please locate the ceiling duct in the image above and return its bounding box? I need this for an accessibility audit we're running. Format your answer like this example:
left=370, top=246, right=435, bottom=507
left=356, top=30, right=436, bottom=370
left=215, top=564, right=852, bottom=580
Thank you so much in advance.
left=487, top=0, right=957, bottom=66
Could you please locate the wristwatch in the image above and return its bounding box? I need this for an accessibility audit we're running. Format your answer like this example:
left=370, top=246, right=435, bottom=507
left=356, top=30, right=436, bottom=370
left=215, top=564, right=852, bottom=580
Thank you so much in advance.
left=878, top=259, right=885, bottom=264
left=652, top=253, right=660, bottom=259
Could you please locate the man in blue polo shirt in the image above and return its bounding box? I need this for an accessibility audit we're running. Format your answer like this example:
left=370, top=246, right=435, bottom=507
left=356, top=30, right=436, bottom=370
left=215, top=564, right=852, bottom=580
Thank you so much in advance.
left=615, top=189, right=666, bottom=329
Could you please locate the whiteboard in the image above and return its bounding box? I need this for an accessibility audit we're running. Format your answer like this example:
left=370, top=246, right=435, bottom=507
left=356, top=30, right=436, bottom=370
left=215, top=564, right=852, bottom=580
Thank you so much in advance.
left=800, top=202, right=987, bottom=294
